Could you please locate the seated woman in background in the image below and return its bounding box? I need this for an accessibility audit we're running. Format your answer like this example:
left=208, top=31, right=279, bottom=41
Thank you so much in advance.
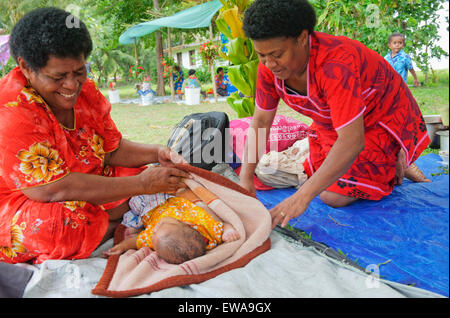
left=215, top=67, right=229, bottom=96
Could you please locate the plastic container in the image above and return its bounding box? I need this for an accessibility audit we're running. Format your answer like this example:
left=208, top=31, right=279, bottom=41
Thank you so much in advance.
left=185, top=87, right=201, bottom=105
left=108, top=90, right=120, bottom=104
left=140, top=93, right=153, bottom=106
left=436, top=129, right=449, bottom=152
left=423, top=115, right=443, bottom=148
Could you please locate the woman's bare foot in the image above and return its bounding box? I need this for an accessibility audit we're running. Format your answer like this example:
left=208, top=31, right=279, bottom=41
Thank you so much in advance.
left=222, top=223, right=240, bottom=242
left=405, top=163, right=432, bottom=183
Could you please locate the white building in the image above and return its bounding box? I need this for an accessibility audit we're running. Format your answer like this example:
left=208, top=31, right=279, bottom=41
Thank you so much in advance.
left=163, top=36, right=229, bottom=70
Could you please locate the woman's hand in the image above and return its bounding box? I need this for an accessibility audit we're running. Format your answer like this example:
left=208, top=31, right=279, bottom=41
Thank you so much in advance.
left=269, top=191, right=310, bottom=229
left=157, top=146, right=187, bottom=167
left=139, top=165, right=190, bottom=194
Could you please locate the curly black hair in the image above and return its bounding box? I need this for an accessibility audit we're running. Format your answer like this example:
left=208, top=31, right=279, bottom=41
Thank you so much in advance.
left=9, top=7, right=92, bottom=71
left=243, top=0, right=317, bottom=40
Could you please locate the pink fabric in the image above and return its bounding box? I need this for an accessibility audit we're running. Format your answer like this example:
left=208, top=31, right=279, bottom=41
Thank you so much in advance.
left=0, top=35, right=10, bottom=66
left=229, top=114, right=309, bottom=160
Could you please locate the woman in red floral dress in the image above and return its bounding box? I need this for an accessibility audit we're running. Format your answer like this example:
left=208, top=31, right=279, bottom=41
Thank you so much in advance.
left=0, top=8, right=189, bottom=264
left=240, top=0, right=431, bottom=228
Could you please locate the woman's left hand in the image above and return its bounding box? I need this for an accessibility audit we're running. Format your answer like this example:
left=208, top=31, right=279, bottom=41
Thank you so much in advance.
left=269, top=192, right=310, bottom=229
left=158, top=146, right=187, bottom=167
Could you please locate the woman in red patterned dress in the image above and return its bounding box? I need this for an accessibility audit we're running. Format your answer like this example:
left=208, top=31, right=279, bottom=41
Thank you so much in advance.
left=240, top=0, right=431, bottom=228
left=0, top=8, right=189, bottom=264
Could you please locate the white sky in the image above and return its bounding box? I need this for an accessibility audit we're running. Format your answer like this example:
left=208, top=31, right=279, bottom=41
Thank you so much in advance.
left=430, top=1, right=449, bottom=69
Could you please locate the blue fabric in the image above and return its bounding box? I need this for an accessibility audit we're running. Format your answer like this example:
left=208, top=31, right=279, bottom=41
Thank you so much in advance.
left=224, top=74, right=238, bottom=94
left=137, top=89, right=156, bottom=96
left=384, top=49, right=414, bottom=82
left=256, top=154, right=449, bottom=296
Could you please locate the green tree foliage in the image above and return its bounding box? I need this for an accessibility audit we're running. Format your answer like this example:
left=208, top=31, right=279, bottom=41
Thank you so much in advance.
left=311, top=0, right=448, bottom=83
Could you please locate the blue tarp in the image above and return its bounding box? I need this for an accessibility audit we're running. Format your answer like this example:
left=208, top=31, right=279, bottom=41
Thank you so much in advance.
left=119, top=0, right=223, bottom=45
left=256, top=154, right=449, bottom=297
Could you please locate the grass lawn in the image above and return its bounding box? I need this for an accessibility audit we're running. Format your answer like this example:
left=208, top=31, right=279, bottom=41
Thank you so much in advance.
left=108, top=69, right=449, bottom=156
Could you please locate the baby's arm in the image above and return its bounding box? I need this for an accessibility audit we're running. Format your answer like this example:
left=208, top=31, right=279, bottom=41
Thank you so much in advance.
left=102, top=234, right=138, bottom=257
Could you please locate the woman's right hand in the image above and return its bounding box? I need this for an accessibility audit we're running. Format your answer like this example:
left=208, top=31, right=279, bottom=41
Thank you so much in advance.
left=139, top=166, right=191, bottom=194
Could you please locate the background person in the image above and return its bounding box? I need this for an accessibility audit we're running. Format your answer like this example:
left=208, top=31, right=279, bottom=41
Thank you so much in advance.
left=185, top=69, right=207, bottom=99
left=384, top=32, right=420, bottom=87
left=173, top=65, right=184, bottom=100
left=215, top=67, right=228, bottom=96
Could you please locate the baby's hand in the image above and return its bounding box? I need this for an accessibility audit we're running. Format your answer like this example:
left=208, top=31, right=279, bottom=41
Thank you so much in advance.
left=222, top=223, right=240, bottom=243
left=101, top=245, right=125, bottom=258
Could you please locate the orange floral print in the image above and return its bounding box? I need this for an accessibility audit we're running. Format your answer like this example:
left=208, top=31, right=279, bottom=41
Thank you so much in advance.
left=0, top=211, right=27, bottom=259
left=17, top=141, right=65, bottom=183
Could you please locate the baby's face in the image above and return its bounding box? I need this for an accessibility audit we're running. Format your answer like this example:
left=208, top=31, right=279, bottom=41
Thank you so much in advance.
left=389, top=36, right=405, bottom=53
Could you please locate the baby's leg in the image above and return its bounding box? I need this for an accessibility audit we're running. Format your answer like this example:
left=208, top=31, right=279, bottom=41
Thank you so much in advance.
left=192, top=200, right=239, bottom=242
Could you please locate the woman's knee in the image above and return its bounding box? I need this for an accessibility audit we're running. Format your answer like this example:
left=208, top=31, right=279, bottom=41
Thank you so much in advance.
left=320, top=191, right=357, bottom=208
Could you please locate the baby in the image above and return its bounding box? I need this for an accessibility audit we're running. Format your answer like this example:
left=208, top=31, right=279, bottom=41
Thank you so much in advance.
left=103, top=187, right=240, bottom=264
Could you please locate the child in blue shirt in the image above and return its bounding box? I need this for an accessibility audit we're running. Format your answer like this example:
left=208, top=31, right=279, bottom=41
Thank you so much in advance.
left=185, top=69, right=206, bottom=99
left=384, top=33, right=420, bottom=86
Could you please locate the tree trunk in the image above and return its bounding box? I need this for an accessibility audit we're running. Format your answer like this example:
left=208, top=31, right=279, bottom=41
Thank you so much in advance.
left=153, top=0, right=165, bottom=96
left=168, top=27, right=175, bottom=102
left=209, top=24, right=218, bottom=103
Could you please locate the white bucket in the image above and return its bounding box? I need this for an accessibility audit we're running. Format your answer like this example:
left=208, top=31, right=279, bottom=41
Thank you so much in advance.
left=140, top=93, right=153, bottom=106
left=185, top=87, right=201, bottom=105
left=436, top=130, right=449, bottom=152
left=109, top=90, right=120, bottom=104
left=423, top=115, right=443, bottom=148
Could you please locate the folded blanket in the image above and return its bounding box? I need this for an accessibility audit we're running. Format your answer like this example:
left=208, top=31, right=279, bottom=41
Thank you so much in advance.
left=92, top=164, right=272, bottom=297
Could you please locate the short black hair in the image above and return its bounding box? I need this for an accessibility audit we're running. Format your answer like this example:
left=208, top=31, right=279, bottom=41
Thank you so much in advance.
left=188, top=69, right=196, bottom=76
left=388, top=32, right=406, bottom=43
left=243, top=0, right=316, bottom=40
left=216, top=67, right=223, bottom=74
left=9, top=7, right=93, bottom=71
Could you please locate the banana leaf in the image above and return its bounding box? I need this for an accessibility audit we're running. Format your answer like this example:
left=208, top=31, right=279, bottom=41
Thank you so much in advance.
left=228, top=65, right=252, bottom=97
left=241, top=58, right=259, bottom=94
left=227, top=93, right=255, bottom=118
left=222, top=37, right=249, bottom=64
left=236, top=0, right=250, bottom=12
left=215, top=17, right=233, bottom=39
left=221, top=7, right=246, bottom=39
left=228, top=59, right=259, bottom=96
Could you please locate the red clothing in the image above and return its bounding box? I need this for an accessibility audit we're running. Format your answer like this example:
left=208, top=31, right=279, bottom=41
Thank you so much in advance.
left=0, top=68, right=142, bottom=264
left=256, top=32, right=429, bottom=200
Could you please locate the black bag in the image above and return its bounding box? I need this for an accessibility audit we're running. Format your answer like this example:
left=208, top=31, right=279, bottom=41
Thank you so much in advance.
left=167, top=112, right=230, bottom=170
